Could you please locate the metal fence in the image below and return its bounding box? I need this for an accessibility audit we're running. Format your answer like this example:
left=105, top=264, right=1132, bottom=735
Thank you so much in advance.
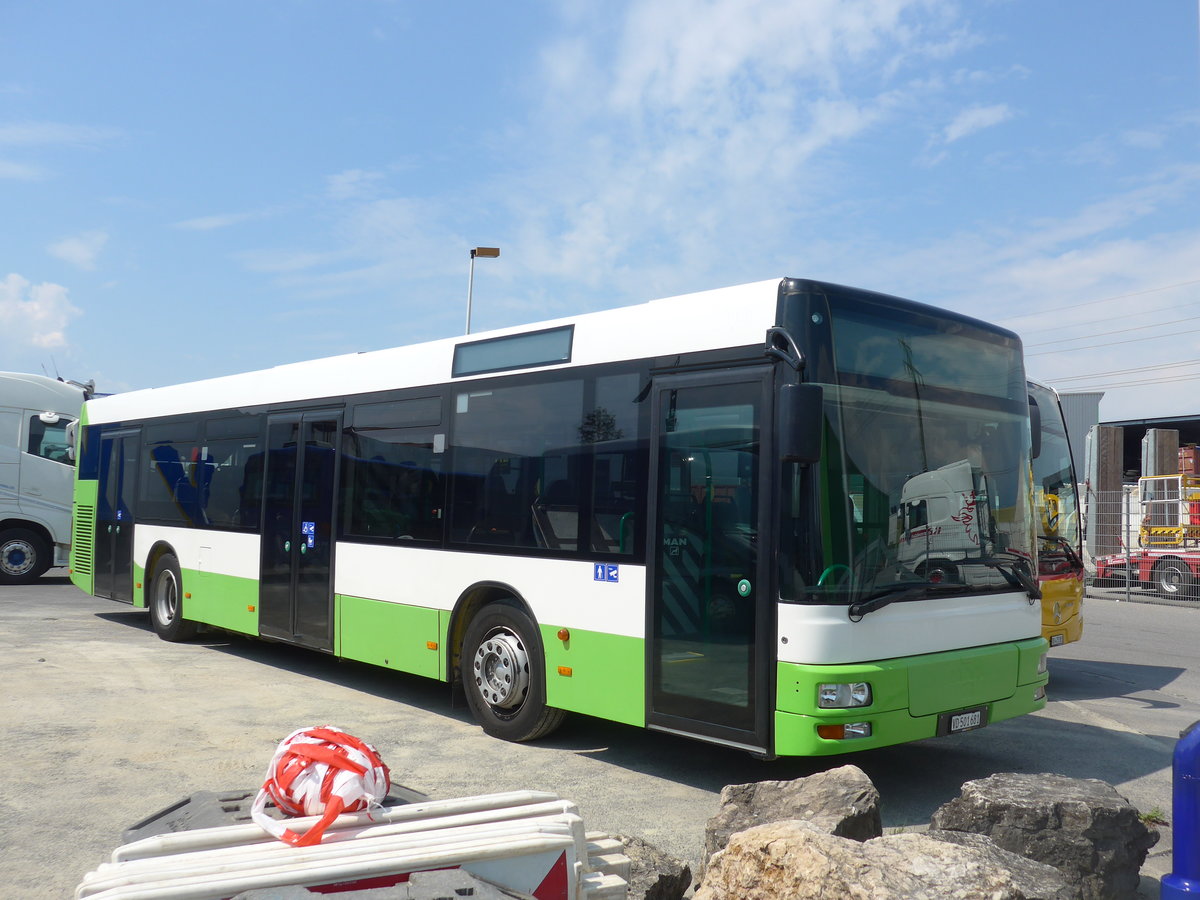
left=1083, top=482, right=1200, bottom=604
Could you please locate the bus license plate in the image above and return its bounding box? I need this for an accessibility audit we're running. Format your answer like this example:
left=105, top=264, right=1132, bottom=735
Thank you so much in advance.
left=938, top=706, right=989, bottom=736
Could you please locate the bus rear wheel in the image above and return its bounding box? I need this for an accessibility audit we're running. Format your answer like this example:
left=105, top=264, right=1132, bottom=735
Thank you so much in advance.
left=0, top=527, right=51, bottom=585
left=461, top=601, right=565, bottom=742
left=149, top=553, right=199, bottom=641
left=1153, top=558, right=1196, bottom=601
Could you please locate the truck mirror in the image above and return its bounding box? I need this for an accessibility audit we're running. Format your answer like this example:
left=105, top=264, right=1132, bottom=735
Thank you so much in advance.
left=1027, top=395, right=1042, bottom=461
left=779, top=383, right=823, bottom=464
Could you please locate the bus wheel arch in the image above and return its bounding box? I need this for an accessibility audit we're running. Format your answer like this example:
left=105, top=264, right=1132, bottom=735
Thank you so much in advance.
left=0, top=522, right=52, bottom=584
left=147, top=549, right=199, bottom=641
left=452, top=583, right=566, bottom=742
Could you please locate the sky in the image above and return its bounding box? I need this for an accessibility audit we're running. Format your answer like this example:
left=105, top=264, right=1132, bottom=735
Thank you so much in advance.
left=1, top=1, right=1198, bottom=423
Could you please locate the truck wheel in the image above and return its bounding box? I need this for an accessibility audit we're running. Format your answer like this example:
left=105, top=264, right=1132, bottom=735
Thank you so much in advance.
left=461, top=600, right=565, bottom=742
left=0, top=528, right=51, bottom=585
left=149, top=553, right=199, bottom=641
left=1153, top=559, right=1196, bottom=601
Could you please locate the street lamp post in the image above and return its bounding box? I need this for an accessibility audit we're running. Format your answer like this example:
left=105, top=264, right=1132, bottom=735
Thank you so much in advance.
left=465, top=246, right=500, bottom=334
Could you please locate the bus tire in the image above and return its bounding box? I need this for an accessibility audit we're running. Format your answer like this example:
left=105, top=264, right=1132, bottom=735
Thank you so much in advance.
left=149, top=553, right=199, bottom=641
left=0, top=527, right=51, bottom=585
left=461, top=600, right=565, bottom=742
left=1153, top=558, right=1196, bottom=601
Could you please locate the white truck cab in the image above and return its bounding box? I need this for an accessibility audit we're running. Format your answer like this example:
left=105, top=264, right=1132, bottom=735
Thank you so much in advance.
left=0, top=372, right=87, bottom=583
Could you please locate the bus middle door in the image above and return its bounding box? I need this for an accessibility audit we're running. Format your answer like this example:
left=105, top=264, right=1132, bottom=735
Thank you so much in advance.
left=258, top=411, right=342, bottom=650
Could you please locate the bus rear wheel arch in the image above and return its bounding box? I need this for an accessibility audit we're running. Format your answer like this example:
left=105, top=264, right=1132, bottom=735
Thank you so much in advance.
left=460, top=598, right=565, bottom=742
left=0, top=526, right=51, bottom=585
left=1153, top=557, right=1197, bottom=601
left=148, top=552, right=199, bottom=641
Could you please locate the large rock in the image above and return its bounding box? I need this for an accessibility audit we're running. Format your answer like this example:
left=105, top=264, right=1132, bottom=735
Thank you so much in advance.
left=929, top=772, right=1159, bottom=900
left=694, top=820, right=1079, bottom=900
left=701, top=764, right=881, bottom=874
left=613, top=833, right=691, bottom=900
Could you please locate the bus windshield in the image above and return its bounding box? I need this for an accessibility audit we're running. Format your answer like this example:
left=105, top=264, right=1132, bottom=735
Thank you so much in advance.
left=782, top=287, right=1036, bottom=607
left=1028, top=381, right=1082, bottom=568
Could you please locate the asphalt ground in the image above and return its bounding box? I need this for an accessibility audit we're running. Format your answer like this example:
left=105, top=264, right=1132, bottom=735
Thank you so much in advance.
left=2, top=574, right=1195, bottom=898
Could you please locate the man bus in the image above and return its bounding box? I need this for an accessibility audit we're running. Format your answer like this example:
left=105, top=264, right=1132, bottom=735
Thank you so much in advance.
left=70, top=278, right=1047, bottom=757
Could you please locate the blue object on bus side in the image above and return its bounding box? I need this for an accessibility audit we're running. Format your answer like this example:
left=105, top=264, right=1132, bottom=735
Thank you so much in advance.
left=1163, top=719, right=1200, bottom=898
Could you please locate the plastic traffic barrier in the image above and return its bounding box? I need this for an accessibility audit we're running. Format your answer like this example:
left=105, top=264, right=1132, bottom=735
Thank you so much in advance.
left=77, top=791, right=629, bottom=900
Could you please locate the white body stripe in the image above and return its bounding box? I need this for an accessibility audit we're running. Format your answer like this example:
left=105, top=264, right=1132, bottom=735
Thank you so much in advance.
left=776, top=591, right=1041, bottom=666
left=335, top=542, right=647, bottom=637
left=84, top=280, right=780, bottom=424
left=134, top=524, right=260, bottom=580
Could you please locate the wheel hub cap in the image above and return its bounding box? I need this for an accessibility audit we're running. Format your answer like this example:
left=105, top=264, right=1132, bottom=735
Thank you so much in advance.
left=1, top=540, right=34, bottom=577
left=472, top=631, right=530, bottom=710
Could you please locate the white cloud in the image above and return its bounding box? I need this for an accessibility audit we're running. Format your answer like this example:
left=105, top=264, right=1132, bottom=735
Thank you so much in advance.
left=0, top=273, right=82, bottom=350
left=47, top=231, right=108, bottom=270
left=0, top=159, right=43, bottom=180
left=0, top=121, right=120, bottom=146
left=326, top=168, right=386, bottom=201
left=942, top=103, right=1013, bottom=143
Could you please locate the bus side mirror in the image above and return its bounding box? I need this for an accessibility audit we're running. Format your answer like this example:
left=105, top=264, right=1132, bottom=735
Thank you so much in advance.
left=779, top=383, right=823, bottom=464
left=1028, top=395, right=1042, bottom=461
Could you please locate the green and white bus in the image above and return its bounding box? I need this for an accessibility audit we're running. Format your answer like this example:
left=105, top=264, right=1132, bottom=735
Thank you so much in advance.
left=70, top=277, right=1048, bottom=757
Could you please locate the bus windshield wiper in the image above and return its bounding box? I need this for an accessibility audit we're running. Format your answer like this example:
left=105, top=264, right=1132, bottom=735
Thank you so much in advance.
left=969, top=555, right=1041, bottom=600
left=848, top=583, right=944, bottom=621
left=1040, top=534, right=1084, bottom=571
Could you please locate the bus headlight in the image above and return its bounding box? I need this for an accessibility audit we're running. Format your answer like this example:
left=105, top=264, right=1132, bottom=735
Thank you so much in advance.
left=1037, top=652, right=1049, bottom=675
left=818, top=682, right=872, bottom=708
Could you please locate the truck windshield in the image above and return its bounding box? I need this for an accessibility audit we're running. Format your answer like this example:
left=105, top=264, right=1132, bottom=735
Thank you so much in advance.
left=780, top=285, right=1035, bottom=606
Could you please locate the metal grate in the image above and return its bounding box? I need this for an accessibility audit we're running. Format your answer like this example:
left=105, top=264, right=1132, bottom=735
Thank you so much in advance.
left=72, top=504, right=95, bottom=575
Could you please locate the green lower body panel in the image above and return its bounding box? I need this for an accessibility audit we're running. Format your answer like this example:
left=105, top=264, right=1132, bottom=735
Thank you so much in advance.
left=541, top=625, right=644, bottom=727
left=336, top=595, right=443, bottom=680
left=69, top=481, right=98, bottom=596
left=181, top=568, right=259, bottom=635
left=774, top=637, right=1048, bottom=756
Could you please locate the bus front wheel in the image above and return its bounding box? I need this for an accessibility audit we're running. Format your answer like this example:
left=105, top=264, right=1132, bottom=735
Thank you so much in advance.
left=461, top=601, right=565, bottom=742
left=0, top=527, right=51, bottom=585
left=149, top=553, right=199, bottom=641
left=1153, top=559, right=1196, bottom=601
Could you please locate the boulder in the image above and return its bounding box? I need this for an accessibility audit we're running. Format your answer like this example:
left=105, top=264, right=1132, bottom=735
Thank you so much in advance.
left=701, top=764, right=881, bottom=875
left=613, top=832, right=692, bottom=900
left=929, top=772, right=1159, bottom=900
left=695, top=820, right=1079, bottom=900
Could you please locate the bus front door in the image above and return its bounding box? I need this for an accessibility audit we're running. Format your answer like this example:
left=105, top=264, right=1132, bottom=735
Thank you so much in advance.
left=94, top=428, right=139, bottom=602
left=258, top=412, right=342, bottom=651
left=648, top=369, right=772, bottom=753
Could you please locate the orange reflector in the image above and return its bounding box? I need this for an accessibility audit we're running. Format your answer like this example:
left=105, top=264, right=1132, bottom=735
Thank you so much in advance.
left=426, top=641, right=438, bottom=650
left=184, top=592, right=192, bottom=599
left=557, top=666, right=573, bottom=677
left=557, top=628, right=570, bottom=641
left=816, top=724, right=846, bottom=740
left=247, top=605, right=256, bottom=612
left=135, top=582, right=142, bottom=589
